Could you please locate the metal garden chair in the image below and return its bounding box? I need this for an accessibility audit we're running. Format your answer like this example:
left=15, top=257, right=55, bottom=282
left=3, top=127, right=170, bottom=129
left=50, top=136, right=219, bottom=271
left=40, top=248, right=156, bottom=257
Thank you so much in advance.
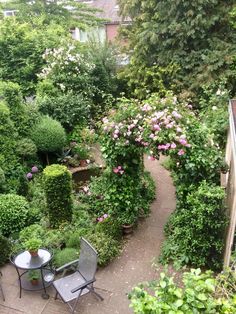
left=0, top=271, right=5, bottom=301
left=53, top=237, right=103, bottom=313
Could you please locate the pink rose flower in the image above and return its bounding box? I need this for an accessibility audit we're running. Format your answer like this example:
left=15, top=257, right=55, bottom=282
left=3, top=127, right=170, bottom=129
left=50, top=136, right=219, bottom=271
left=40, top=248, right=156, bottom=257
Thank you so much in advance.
left=179, top=139, right=187, bottom=145
left=178, top=149, right=185, bottom=156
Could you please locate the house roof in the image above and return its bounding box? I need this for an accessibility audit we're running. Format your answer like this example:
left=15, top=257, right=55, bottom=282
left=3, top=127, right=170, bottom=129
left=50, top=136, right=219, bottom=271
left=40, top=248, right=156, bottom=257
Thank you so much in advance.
left=77, top=0, right=130, bottom=24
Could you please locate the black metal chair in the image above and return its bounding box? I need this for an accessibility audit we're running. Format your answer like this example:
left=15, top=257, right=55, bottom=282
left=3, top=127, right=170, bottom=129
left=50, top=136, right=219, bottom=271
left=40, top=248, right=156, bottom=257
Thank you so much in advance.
left=53, top=237, right=103, bottom=313
left=0, top=271, right=5, bottom=301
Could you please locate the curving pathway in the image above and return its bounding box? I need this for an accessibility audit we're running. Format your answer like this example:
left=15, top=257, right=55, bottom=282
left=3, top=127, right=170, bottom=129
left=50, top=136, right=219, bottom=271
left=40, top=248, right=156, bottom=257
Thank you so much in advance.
left=0, top=156, right=175, bottom=314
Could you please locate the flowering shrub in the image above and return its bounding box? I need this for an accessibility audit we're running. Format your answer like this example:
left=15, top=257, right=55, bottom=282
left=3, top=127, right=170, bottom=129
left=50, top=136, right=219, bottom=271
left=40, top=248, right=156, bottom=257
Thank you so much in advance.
left=98, top=94, right=191, bottom=226
left=39, top=44, right=95, bottom=96
left=101, top=95, right=190, bottom=168
left=96, top=213, right=109, bottom=223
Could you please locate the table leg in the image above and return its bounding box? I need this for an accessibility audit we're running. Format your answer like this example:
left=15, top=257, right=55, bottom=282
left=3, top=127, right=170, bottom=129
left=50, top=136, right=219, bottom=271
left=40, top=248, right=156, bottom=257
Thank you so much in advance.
left=40, top=268, right=49, bottom=299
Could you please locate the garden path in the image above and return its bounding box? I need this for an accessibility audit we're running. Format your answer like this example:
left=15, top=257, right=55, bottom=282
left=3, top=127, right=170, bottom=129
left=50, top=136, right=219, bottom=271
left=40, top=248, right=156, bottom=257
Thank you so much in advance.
left=0, top=156, right=175, bottom=314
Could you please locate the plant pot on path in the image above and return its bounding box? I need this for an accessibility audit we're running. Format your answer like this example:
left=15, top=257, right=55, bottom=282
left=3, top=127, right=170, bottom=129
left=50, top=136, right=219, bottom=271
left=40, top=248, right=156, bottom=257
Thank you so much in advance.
left=122, top=224, right=134, bottom=235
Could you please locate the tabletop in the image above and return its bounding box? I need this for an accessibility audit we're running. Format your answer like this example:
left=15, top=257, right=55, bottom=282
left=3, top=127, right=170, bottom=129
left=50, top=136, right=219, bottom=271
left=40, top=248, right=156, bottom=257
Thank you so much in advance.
left=13, top=249, right=52, bottom=270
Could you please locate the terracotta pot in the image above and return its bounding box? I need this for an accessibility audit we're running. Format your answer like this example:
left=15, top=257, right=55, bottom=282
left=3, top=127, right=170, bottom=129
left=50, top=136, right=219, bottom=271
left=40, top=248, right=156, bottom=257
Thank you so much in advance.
left=122, top=224, right=134, bottom=235
left=80, top=160, right=87, bottom=167
left=31, top=279, right=39, bottom=286
left=29, top=250, right=38, bottom=257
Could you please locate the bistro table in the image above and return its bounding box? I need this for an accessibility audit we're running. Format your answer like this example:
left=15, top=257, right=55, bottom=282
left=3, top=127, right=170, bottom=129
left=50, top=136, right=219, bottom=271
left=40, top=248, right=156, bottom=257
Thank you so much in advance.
left=11, top=248, right=54, bottom=299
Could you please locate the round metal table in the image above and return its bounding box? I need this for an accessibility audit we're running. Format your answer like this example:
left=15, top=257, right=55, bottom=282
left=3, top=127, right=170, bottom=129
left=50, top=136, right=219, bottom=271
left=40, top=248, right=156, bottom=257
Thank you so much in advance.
left=11, top=248, right=54, bottom=299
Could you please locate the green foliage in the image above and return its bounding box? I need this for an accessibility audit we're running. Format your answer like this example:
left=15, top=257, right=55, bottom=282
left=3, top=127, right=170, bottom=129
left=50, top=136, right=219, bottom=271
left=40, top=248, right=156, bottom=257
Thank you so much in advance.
left=3, top=0, right=102, bottom=30
left=118, top=0, right=236, bottom=98
left=0, top=81, right=28, bottom=135
left=0, top=167, right=5, bottom=193
left=27, top=270, right=40, bottom=281
left=43, top=164, right=73, bottom=228
left=24, top=238, right=42, bottom=251
left=16, top=138, right=37, bottom=159
left=86, top=231, right=120, bottom=267
left=129, top=268, right=236, bottom=313
left=37, top=92, right=91, bottom=131
left=31, top=116, right=66, bottom=154
left=0, top=100, right=25, bottom=193
left=0, top=194, right=31, bottom=237
left=139, top=170, right=156, bottom=216
left=199, top=85, right=229, bottom=149
left=95, top=216, right=122, bottom=240
left=0, top=234, right=11, bottom=266
left=82, top=169, right=142, bottom=225
left=87, top=41, right=118, bottom=118
left=44, top=229, right=65, bottom=249
left=119, top=62, right=178, bottom=100
left=19, top=224, right=44, bottom=243
left=168, top=108, right=223, bottom=186
left=161, top=181, right=226, bottom=269
left=54, top=248, right=79, bottom=268
left=72, top=144, right=90, bottom=160
left=0, top=18, right=68, bottom=95
left=38, top=43, right=95, bottom=97
left=27, top=175, right=46, bottom=217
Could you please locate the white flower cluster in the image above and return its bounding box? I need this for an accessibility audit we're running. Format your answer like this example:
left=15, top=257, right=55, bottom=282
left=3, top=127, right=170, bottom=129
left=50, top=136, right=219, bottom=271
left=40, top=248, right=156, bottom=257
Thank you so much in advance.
left=38, top=44, right=95, bottom=80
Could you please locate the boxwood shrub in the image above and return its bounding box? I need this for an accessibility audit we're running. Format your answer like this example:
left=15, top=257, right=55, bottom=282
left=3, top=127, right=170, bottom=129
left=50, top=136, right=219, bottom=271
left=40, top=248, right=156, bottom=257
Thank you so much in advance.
left=31, top=116, right=66, bottom=154
left=43, top=164, right=73, bottom=228
left=0, top=194, right=30, bottom=236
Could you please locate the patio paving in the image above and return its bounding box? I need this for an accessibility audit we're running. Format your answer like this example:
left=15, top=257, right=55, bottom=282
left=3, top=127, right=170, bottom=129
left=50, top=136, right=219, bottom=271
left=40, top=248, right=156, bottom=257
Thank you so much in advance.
left=0, top=156, right=176, bottom=314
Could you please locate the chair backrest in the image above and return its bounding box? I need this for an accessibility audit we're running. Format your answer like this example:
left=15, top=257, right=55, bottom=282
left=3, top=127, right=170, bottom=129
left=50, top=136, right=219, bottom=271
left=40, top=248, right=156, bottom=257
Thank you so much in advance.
left=78, top=238, right=98, bottom=281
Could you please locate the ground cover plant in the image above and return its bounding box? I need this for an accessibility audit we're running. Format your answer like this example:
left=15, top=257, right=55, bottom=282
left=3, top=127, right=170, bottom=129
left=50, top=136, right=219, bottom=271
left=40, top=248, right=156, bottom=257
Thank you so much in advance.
left=129, top=268, right=236, bottom=313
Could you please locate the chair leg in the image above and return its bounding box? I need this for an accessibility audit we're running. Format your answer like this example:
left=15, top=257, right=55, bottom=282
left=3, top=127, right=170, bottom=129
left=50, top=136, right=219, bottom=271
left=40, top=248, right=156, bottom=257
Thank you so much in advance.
left=71, top=290, right=83, bottom=314
left=89, top=285, right=104, bottom=301
left=54, top=291, right=58, bottom=300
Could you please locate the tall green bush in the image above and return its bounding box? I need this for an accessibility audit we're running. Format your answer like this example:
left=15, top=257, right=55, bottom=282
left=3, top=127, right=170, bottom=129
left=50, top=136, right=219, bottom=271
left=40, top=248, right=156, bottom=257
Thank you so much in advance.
left=43, top=164, right=73, bottom=228
left=161, top=181, right=226, bottom=269
left=0, top=101, right=25, bottom=193
left=0, top=194, right=30, bottom=237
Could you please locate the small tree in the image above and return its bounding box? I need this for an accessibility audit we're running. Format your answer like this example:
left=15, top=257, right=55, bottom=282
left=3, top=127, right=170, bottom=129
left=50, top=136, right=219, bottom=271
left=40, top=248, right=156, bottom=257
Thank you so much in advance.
left=43, top=164, right=73, bottom=228
left=31, top=116, right=66, bottom=164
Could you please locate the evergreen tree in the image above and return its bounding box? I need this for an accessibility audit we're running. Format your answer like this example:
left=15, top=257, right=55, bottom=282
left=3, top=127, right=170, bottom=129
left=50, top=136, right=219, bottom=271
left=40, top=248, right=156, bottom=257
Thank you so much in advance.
left=118, top=0, right=236, bottom=98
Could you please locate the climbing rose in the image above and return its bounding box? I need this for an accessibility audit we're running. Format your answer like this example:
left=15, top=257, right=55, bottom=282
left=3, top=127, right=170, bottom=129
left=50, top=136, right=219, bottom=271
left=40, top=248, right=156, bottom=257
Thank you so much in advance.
left=178, top=149, right=185, bottom=156
left=179, top=139, right=187, bottom=145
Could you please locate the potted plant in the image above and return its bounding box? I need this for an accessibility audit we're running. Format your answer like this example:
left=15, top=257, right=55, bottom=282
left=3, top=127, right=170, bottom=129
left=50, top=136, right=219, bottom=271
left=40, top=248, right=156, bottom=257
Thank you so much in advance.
left=118, top=211, right=138, bottom=235
left=73, top=145, right=90, bottom=167
left=27, top=270, right=40, bottom=286
left=24, top=238, right=42, bottom=257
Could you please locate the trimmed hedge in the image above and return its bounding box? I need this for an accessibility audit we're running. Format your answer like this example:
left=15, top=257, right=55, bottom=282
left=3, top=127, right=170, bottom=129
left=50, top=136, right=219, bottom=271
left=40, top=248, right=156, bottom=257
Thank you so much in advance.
left=0, top=194, right=30, bottom=236
left=43, top=164, right=73, bottom=228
